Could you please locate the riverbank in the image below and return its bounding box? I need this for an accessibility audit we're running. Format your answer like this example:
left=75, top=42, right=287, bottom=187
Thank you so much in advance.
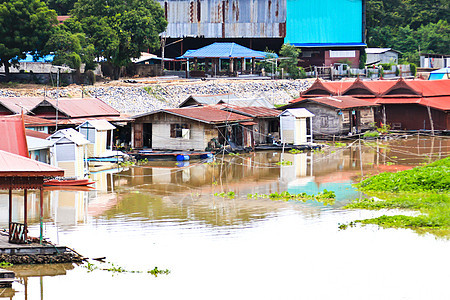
left=344, top=157, right=450, bottom=238
left=0, top=78, right=313, bottom=114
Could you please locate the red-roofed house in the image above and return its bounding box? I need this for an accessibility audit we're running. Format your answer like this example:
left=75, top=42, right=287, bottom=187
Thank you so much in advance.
left=132, top=106, right=253, bottom=150
left=291, top=78, right=450, bottom=132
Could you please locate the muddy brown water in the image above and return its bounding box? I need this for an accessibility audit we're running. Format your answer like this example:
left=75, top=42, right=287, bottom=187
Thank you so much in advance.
left=1, top=136, right=449, bottom=300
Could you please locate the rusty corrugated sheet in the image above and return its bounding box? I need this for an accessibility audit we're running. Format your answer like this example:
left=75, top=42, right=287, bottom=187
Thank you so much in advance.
left=159, top=0, right=287, bottom=38
left=32, top=98, right=120, bottom=118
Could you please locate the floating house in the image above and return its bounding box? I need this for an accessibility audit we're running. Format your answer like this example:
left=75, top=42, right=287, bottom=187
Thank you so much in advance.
left=26, top=136, right=54, bottom=164
left=290, top=78, right=450, bottom=132
left=220, top=105, right=280, bottom=144
left=281, top=96, right=379, bottom=137
left=132, top=106, right=253, bottom=150
left=178, top=94, right=274, bottom=108
left=47, top=129, right=90, bottom=178
left=366, top=48, right=400, bottom=65
left=77, top=120, right=116, bottom=157
left=279, top=108, right=314, bottom=145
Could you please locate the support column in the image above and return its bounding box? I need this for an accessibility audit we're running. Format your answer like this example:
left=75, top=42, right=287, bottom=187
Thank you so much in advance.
left=251, top=58, right=255, bottom=74
left=24, top=189, right=28, bottom=241
left=40, top=187, right=44, bottom=244
left=194, top=58, right=198, bottom=71
left=241, top=58, right=245, bottom=73
left=230, top=58, right=234, bottom=75
left=8, top=188, right=12, bottom=234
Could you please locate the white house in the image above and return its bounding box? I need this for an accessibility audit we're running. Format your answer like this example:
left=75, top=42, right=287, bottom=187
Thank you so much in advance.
left=77, top=120, right=116, bottom=157
left=279, top=108, right=315, bottom=145
left=366, top=48, right=400, bottom=65
left=47, top=128, right=90, bottom=178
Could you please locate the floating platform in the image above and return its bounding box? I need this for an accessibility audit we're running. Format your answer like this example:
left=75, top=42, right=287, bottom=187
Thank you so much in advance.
left=130, top=150, right=214, bottom=161
left=254, top=144, right=323, bottom=151
left=0, top=234, right=67, bottom=256
left=0, top=268, right=14, bottom=287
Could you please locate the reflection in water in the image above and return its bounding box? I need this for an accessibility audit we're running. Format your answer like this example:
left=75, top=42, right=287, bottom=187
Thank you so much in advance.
left=0, top=137, right=449, bottom=300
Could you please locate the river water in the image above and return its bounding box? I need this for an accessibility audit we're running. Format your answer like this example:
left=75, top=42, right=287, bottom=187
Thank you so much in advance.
left=1, top=136, right=449, bottom=300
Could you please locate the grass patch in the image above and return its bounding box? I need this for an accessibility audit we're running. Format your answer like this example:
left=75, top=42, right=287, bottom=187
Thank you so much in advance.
left=344, top=157, right=450, bottom=238
left=248, top=190, right=336, bottom=205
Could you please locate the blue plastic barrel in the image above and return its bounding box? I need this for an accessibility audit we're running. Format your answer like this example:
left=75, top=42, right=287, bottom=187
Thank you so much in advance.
left=176, top=154, right=190, bottom=161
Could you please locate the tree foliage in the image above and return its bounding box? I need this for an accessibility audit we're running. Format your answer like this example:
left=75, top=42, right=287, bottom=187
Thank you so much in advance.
left=367, top=0, right=450, bottom=64
left=279, top=43, right=303, bottom=79
left=45, top=0, right=76, bottom=15
left=0, top=0, right=57, bottom=76
left=70, top=0, right=167, bottom=79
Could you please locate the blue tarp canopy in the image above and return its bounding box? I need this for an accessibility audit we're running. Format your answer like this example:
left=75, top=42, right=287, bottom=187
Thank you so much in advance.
left=17, top=53, right=54, bottom=63
left=182, top=43, right=266, bottom=59
left=429, top=68, right=450, bottom=80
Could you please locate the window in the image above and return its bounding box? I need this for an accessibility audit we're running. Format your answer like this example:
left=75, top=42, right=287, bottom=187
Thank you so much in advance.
left=170, top=124, right=190, bottom=138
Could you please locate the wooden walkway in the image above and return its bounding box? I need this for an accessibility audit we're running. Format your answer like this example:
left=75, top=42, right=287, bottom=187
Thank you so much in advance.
left=0, top=233, right=66, bottom=255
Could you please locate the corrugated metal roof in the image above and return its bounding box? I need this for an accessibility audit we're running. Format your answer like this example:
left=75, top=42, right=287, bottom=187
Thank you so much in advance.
left=26, top=129, right=51, bottom=139
left=0, top=115, right=29, bottom=157
left=183, top=43, right=265, bottom=59
left=134, top=106, right=252, bottom=124
left=26, top=136, right=54, bottom=151
left=32, top=98, right=120, bottom=118
left=366, top=48, right=400, bottom=54
left=296, top=96, right=379, bottom=109
left=77, top=120, right=116, bottom=131
left=221, top=105, right=280, bottom=117
left=373, top=96, right=450, bottom=111
left=22, top=115, right=56, bottom=127
left=218, top=97, right=274, bottom=108
left=0, top=97, right=43, bottom=114
left=48, top=128, right=90, bottom=146
left=280, top=108, right=315, bottom=118
left=179, top=94, right=238, bottom=107
left=159, top=0, right=286, bottom=38
left=0, top=149, right=64, bottom=177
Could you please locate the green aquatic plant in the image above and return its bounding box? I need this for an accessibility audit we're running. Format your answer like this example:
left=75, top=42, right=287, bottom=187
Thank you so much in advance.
left=276, top=160, right=293, bottom=166
left=344, top=157, right=450, bottom=238
left=288, top=149, right=304, bottom=154
left=363, top=131, right=379, bottom=138
left=148, top=267, right=171, bottom=277
left=228, top=153, right=239, bottom=156
left=0, top=261, right=13, bottom=267
left=334, top=142, right=347, bottom=148
left=214, top=191, right=235, bottom=199
left=83, top=261, right=170, bottom=277
left=247, top=190, right=336, bottom=205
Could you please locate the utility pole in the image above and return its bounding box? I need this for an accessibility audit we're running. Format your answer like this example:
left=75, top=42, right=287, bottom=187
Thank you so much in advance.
left=161, top=34, right=166, bottom=76
left=55, top=67, right=60, bottom=131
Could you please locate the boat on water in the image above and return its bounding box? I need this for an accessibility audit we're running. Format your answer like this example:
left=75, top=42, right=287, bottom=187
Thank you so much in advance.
left=44, top=177, right=95, bottom=186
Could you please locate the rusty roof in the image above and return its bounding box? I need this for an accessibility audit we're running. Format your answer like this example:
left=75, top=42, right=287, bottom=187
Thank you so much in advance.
left=134, top=106, right=252, bottom=124
left=0, top=115, right=29, bottom=157
left=0, top=97, right=43, bottom=114
left=294, top=96, right=379, bottom=109
left=22, top=115, right=56, bottom=127
left=220, top=105, right=280, bottom=118
left=26, top=129, right=51, bottom=139
left=31, top=98, right=120, bottom=118
left=0, top=149, right=64, bottom=177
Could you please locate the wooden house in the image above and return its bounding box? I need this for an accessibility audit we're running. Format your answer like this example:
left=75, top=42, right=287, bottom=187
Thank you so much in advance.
left=132, top=106, right=253, bottom=150
left=281, top=96, right=379, bottom=137
left=291, top=78, right=450, bottom=132
left=220, top=105, right=280, bottom=144
left=279, top=108, right=315, bottom=145
left=77, top=120, right=116, bottom=157
left=47, top=129, right=90, bottom=178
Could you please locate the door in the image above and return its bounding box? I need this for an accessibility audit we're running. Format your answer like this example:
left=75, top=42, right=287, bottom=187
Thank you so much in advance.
left=143, top=123, right=152, bottom=148
left=134, top=123, right=143, bottom=149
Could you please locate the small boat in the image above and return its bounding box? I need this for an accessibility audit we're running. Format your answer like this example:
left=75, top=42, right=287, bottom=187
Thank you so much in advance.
left=44, top=177, right=95, bottom=186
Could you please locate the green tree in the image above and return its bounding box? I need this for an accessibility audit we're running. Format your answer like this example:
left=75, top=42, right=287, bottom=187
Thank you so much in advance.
left=0, top=0, right=57, bottom=78
left=72, top=0, right=167, bottom=79
left=45, top=0, right=76, bottom=15
left=279, top=43, right=302, bottom=79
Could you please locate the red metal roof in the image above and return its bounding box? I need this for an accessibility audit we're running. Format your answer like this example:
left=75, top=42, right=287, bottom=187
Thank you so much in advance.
left=22, top=115, right=56, bottom=127
left=374, top=96, right=450, bottom=111
left=219, top=105, right=280, bottom=118
left=32, top=98, right=120, bottom=118
left=0, top=97, right=43, bottom=114
left=164, top=106, right=252, bottom=123
left=0, top=149, right=64, bottom=177
left=295, top=96, right=379, bottom=109
left=0, top=115, right=29, bottom=157
left=25, top=129, right=51, bottom=139
left=406, top=79, right=450, bottom=97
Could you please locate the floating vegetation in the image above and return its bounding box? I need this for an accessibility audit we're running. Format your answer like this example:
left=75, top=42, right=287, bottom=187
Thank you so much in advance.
left=83, top=260, right=170, bottom=277
left=119, top=158, right=148, bottom=167
left=363, top=131, right=380, bottom=138
left=334, top=142, right=347, bottom=148
left=228, top=153, right=239, bottom=156
left=0, top=261, right=13, bottom=267
left=312, top=149, right=325, bottom=154
left=247, top=190, right=336, bottom=205
left=214, top=191, right=235, bottom=199
left=276, top=160, right=293, bottom=166
left=344, top=157, right=450, bottom=238
left=288, top=149, right=304, bottom=154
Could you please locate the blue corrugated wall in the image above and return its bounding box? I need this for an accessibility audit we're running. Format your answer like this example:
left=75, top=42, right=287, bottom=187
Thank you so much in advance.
left=285, top=0, right=363, bottom=45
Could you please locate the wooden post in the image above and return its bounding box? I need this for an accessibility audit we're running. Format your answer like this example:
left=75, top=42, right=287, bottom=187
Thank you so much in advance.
left=230, top=58, right=234, bottom=75
left=40, top=187, right=44, bottom=244
left=24, top=189, right=28, bottom=241
left=426, top=106, right=435, bottom=136
left=241, top=58, right=245, bottom=73
left=8, top=188, right=12, bottom=233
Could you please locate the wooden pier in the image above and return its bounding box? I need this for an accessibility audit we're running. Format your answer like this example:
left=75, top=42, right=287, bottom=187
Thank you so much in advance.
left=0, top=234, right=67, bottom=256
left=130, top=150, right=214, bottom=161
